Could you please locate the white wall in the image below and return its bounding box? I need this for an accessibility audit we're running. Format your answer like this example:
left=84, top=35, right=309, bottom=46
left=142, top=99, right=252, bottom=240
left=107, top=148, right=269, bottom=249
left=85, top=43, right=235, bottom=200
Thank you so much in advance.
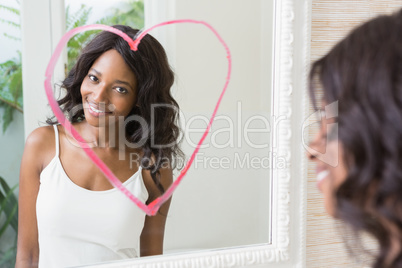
left=145, top=0, right=275, bottom=252
left=21, top=0, right=65, bottom=139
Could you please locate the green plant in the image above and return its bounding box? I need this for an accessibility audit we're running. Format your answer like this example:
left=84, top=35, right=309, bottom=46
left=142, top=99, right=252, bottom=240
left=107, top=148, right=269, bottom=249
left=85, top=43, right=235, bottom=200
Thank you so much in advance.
left=0, top=176, right=18, bottom=268
left=66, top=1, right=144, bottom=71
left=0, top=53, right=23, bottom=133
left=65, top=4, right=99, bottom=72
left=0, top=2, right=22, bottom=133
left=98, top=0, right=144, bottom=29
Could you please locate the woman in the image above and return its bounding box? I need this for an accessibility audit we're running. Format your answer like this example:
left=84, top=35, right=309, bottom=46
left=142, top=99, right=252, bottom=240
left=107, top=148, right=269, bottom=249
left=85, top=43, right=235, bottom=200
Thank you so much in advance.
left=308, top=9, right=402, bottom=268
left=16, top=25, right=183, bottom=267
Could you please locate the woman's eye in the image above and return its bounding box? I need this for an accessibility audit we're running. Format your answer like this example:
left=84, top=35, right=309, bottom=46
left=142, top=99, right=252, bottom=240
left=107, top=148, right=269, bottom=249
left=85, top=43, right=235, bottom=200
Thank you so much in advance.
left=88, top=75, right=98, bottom=82
left=115, top=87, right=127, bottom=94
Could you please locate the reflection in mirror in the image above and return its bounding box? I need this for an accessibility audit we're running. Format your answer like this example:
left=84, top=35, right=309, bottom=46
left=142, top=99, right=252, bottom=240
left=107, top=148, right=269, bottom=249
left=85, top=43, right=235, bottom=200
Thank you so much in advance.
left=17, top=0, right=276, bottom=267
left=65, top=0, right=276, bottom=260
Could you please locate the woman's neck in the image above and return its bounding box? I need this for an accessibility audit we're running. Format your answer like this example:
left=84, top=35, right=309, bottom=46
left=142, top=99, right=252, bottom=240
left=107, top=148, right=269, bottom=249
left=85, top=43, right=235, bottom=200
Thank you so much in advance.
left=75, top=120, right=125, bottom=150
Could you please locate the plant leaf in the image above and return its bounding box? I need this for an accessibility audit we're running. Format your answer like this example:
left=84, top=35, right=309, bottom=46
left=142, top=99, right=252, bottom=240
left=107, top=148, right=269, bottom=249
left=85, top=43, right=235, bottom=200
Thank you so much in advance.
left=0, top=177, right=18, bottom=232
left=0, top=177, right=18, bottom=203
left=0, top=5, right=19, bottom=16
left=9, top=68, right=22, bottom=100
left=0, top=18, right=20, bottom=29
left=0, top=183, right=18, bottom=238
left=0, top=201, right=18, bottom=240
left=0, top=246, right=17, bottom=266
left=1, top=105, right=13, bottom=133
left=0, top=90, right=14, bottom=104
left=0, top=54, right=23, bottom=116
left=0, top=59, right=18, bottom=70
left=3, top=32, right=20, bottom=41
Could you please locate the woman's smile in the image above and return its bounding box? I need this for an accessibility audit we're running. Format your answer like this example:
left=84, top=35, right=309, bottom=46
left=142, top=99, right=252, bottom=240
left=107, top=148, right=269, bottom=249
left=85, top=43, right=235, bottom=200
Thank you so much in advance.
left=316, top=169, right=329, bottom=190
left=85, top=100, right=113, bottom=118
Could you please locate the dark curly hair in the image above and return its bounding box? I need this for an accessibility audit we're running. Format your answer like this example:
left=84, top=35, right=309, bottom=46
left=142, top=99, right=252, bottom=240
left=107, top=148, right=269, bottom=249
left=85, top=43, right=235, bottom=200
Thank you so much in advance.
left=47, top=25, right=183, bottom=194
left=309, top=9, right=402, bottom=268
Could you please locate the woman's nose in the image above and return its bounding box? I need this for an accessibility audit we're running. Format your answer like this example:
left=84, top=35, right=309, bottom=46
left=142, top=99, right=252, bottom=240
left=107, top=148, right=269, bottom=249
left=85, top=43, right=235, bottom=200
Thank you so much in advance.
left=306, top=129, right=325, bottom=160
left=92, top=83, right=108, bottom=103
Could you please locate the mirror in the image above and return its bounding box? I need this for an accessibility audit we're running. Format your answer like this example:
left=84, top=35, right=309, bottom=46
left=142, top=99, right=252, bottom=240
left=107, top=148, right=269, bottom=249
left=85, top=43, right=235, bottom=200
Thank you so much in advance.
left=20, top=0, right=310, bottom=267
left=63, top=0, right=274, bottom=255
left=147, top=0, right=275, bottom=253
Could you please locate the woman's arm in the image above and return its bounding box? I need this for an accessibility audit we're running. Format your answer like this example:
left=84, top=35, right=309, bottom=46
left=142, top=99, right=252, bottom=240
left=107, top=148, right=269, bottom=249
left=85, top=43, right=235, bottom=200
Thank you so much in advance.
left=140, top=166, right=173, bottom=257
left=15, top=127, right=54, bottom=267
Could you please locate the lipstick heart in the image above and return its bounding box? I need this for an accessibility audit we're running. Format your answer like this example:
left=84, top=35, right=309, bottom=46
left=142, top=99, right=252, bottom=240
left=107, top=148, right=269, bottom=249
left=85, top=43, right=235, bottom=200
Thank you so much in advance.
left=44, top=20, right=231, bottom=216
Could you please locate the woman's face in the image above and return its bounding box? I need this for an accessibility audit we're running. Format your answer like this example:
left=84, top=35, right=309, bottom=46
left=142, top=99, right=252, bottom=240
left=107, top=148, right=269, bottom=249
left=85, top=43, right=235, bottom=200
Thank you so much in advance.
left=308, top=103, right=348, bottom=216
left=81, top=49, right=137, bottom=128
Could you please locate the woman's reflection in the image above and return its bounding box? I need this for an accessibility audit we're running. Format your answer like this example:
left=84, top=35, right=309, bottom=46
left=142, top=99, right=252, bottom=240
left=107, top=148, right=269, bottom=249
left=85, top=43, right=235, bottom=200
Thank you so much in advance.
left=16, top=25, right=183, bottom=267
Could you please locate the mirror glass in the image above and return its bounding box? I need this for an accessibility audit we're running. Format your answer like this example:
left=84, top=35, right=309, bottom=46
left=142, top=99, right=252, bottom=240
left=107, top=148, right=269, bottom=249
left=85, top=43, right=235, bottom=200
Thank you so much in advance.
left=154, top=0, right=275, bottom=253
left=64, top=0, right=275, bottom=259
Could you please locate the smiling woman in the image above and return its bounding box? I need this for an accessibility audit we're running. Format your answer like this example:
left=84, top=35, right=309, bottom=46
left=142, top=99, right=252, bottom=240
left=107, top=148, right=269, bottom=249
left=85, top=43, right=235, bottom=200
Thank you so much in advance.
left=16, top=25, right=183, bottom=267
left=308, top=9, right=402, bottom=267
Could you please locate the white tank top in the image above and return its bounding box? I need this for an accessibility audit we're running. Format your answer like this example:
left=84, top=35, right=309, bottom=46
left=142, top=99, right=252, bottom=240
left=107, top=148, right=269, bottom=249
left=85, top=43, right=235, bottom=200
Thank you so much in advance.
left=36, top=125, right=148, bottom=268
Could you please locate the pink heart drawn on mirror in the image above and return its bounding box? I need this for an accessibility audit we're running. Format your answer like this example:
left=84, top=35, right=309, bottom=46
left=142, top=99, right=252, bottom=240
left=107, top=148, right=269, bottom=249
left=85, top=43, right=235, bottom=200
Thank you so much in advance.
left=44, top=20, right=231, bottom=216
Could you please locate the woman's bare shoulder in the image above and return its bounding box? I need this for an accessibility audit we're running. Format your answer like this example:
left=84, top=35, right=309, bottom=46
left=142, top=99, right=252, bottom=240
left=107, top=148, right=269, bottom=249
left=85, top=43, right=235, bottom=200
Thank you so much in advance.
left=25, top=125, right=56, bottom=148
left=24, top=125, right=57, bottom=170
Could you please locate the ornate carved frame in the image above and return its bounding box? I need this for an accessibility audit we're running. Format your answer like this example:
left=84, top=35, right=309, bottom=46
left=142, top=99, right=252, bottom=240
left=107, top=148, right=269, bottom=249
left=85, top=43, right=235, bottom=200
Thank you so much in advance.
left=87, top=0, right=312, bottom=267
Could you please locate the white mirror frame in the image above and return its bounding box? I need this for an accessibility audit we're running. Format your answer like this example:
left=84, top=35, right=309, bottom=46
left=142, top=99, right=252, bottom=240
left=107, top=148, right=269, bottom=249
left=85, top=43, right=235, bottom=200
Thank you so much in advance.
left=84, top=0, right=312, bottom=267
left=21, top=0, right=311, bottom=267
